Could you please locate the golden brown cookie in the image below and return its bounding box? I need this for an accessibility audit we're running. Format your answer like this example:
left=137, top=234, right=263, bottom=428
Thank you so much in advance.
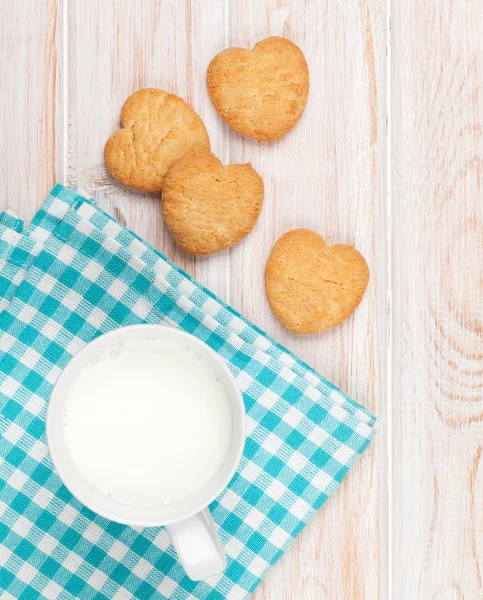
left=207, top=37, right=309, bottom=142
left=265, top=229, right=369, bottom=334
left=104, top=89, right=210, bottom=192
left=162, top=152, right=264, bottom=255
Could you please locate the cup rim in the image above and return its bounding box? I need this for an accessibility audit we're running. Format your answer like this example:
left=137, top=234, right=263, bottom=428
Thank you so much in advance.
left=46, top=324, right=246, bottom=527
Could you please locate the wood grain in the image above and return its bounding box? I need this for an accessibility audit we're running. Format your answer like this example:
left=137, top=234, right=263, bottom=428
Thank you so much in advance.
left=0, top=0, right=58, bottom=219
left=392, top=1, right=483, bottom=597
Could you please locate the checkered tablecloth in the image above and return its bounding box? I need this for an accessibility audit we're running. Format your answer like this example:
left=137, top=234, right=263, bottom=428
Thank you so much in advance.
left=0, top=185, right=375, bottom=599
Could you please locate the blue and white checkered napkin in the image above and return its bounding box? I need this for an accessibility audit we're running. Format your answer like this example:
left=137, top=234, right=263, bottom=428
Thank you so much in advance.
left=0, top=185, right=375, bottom=600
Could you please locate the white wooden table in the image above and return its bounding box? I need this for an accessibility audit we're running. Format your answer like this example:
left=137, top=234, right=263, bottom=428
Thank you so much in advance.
left=1, top=1, right=482, bottom=598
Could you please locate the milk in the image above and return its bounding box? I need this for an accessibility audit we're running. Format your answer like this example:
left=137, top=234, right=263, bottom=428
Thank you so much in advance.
left=62, top=337, right=232, bottom=507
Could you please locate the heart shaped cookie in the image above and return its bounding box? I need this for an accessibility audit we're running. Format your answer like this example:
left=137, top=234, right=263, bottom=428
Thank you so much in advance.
left=162, top=152, right=264, bottom=255
left=104, top=89, right=210, bottom=192
left=265, top=229, right=369, bottom=334
left=207, top=37, right=309, bottom=142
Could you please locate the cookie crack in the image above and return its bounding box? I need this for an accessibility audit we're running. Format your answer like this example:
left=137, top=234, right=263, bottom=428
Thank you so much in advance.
left=156, top=95, right=170, bottom=120
left=284, top=274, right=350, bottom=293
left=130, top=129, right=139, bottom=171
left=125, top=95, right=176, bottom=164
left=316, top=276, right=350, bottom=291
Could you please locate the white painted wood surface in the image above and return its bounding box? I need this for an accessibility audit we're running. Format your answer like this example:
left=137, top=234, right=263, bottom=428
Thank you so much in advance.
left=1, top=1, right=482, bottom=598
left=0, top=1, right=58, bottom=214
left=392, top=2, right=483, bottom=598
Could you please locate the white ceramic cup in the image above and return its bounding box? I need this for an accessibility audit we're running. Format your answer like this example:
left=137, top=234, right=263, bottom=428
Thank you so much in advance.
left=46, top=324, right=246, bottom=581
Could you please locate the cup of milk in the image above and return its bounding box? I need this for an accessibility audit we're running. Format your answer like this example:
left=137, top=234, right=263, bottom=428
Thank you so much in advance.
left=46, top=324, right=246, bottom=581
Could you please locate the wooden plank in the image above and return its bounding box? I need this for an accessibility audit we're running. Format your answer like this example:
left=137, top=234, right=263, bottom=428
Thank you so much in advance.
left=227, top=2, right=387, bottom=599
left=67, top=0, right=230, bottom=299
left=0, top=0, right=58, bottom=219
left=392, top=1, right=483, bottom=596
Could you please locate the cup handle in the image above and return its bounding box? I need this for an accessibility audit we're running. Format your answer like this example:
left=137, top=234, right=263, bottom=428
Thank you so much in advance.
left=165, top=508, right=226, bottom=581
